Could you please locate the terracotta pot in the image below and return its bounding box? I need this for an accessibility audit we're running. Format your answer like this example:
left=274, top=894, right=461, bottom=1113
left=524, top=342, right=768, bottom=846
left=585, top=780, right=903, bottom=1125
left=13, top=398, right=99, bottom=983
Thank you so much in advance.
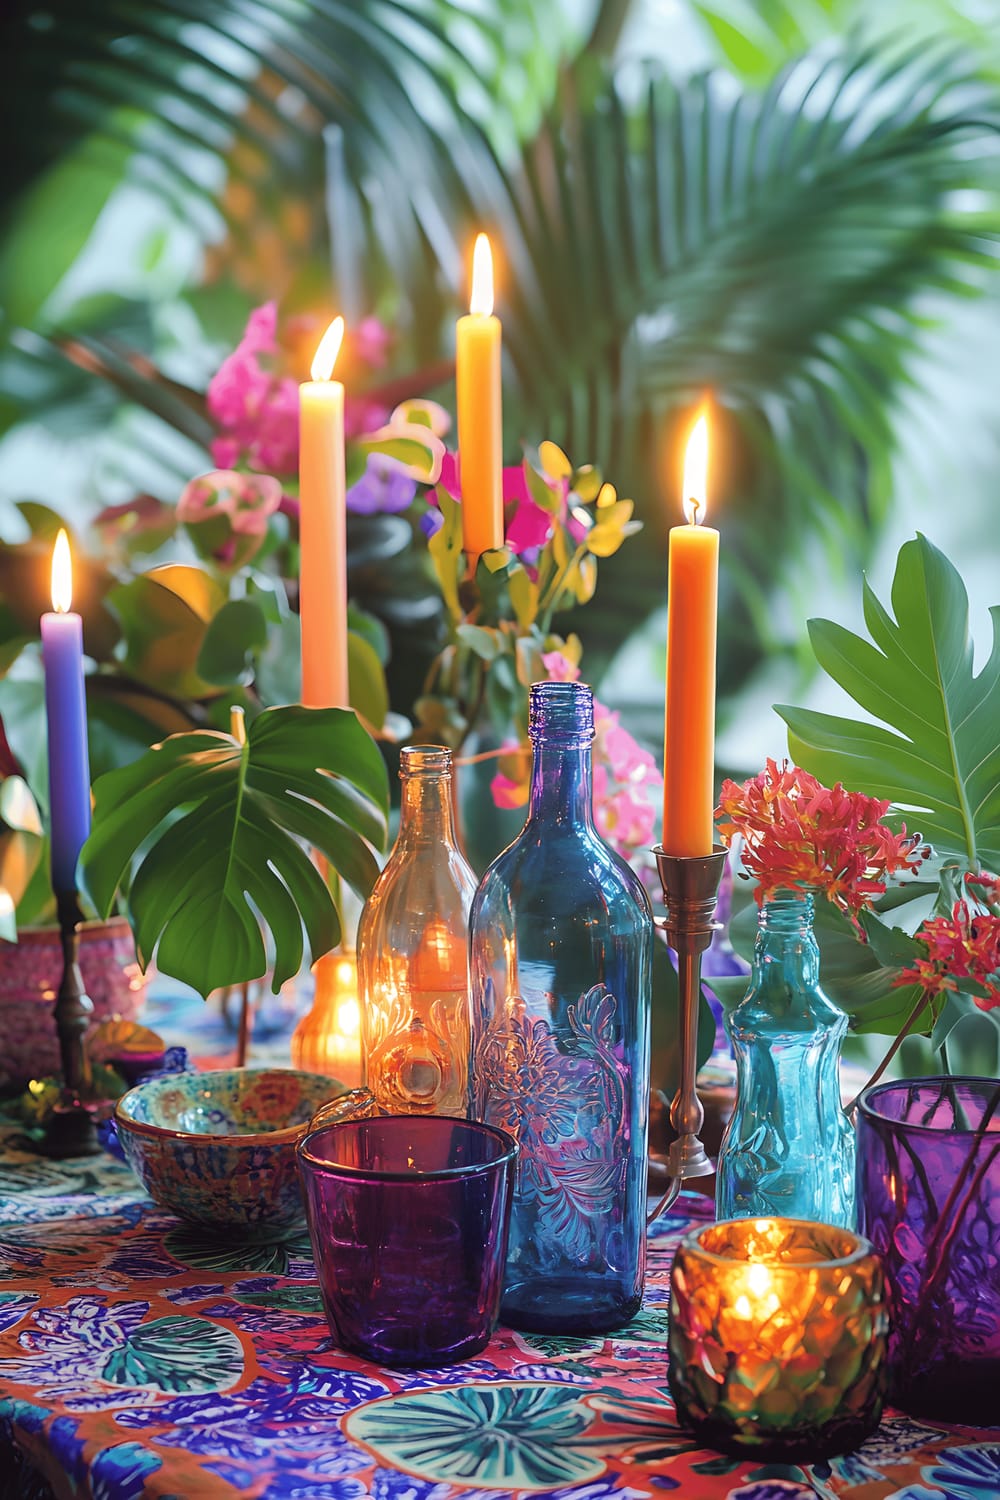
left=0, top=917, right=147, bottom=1089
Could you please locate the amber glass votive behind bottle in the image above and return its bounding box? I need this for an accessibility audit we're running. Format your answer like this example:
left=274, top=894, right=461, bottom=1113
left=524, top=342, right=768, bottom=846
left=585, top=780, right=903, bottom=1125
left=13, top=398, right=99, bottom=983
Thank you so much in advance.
left=668, top=1217, right=887, bottom=1460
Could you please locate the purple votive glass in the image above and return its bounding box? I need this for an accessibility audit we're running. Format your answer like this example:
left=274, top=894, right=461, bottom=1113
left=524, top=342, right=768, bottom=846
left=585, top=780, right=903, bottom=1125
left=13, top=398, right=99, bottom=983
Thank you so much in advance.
left=857, top=1076, right=1000, bottom=1425
left=297, top=1114, right=517, bottom=1367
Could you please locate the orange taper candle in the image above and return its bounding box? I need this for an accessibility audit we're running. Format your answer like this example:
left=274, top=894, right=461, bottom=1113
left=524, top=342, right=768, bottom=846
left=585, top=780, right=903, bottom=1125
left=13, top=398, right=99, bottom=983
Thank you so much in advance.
left=663, top=411, right=719, bottom=856
left=299, top=316, right=349, bottom=708
left=456, top=233, right=504, bottom=557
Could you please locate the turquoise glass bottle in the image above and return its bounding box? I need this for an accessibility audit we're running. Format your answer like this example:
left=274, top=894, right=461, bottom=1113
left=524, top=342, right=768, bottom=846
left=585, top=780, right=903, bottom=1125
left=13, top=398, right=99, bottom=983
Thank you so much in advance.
left=469, top=680, right=653, bottom=1333
left=716, top=890, right=856, bottom=1227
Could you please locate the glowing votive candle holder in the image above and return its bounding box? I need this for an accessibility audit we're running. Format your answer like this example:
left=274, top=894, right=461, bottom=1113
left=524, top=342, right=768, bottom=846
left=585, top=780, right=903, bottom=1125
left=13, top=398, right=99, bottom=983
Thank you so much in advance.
left=290, top=953, right=363, bottom=1088
left=668, top=1217, right=887, bottom=1460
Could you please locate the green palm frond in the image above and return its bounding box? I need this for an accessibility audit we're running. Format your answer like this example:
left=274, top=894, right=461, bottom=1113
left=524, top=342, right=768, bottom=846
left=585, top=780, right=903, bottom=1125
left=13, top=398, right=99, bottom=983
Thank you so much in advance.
left=348, top=39, right=998, bottom=676
left=351, top=39, right=998, bottom=505
left=3, top=5, right=998, bottom=689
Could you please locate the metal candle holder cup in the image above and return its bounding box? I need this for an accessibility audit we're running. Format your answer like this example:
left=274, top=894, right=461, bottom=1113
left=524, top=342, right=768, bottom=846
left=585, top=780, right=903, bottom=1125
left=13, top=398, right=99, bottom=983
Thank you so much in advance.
left=39, top=890, right=100, bottom=1158
left=647, top=844, right=727, bottom=1224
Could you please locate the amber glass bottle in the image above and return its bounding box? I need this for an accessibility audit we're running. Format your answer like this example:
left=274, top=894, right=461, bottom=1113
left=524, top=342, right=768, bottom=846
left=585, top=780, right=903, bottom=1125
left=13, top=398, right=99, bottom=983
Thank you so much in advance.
left=358, top=745, right=476, bottom=1115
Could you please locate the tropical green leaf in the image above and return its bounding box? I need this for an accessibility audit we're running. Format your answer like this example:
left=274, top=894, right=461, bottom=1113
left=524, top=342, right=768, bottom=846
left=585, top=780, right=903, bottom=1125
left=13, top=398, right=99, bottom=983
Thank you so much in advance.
left=196, top=598, right=269, bottom=687
left=81, top=705, right=388, bottom=997
left=335, top=41, right=999, bottom=680
left=778, top=534, right=1000, bottom=872
left=427, top=491, right=464, bottom=622
left=164, top=1223, right=313, bottom=1276
left=345, top=1385, right=605, bottom=1489
left=347, top=630, right=388, bottom=731
left=0, top=138, right=130, bottom=327
left=103, top=1315, right=243, bottom=1393
left=109, top=566, right=228, bottom=700
left=5, top=2, right=998, bottom=718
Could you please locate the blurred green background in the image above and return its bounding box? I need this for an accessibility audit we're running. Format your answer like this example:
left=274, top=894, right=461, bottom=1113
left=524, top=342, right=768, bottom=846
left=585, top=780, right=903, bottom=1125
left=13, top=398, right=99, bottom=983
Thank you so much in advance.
left=1, top=0, right=998, bottom=771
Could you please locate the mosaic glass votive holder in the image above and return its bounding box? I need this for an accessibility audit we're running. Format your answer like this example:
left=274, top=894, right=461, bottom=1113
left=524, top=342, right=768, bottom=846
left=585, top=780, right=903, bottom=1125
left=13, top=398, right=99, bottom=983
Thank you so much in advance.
left=857, top=1076, right=1000, bottom=1425
left=668, top=1217, right=887, bottom=1459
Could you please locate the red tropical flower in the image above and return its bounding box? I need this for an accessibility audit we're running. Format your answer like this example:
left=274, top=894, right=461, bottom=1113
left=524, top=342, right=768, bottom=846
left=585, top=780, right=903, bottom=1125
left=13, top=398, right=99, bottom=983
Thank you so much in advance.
left=715, top=759, right=922, bottom=914
left=896, top=897, right=1000, bottom=1012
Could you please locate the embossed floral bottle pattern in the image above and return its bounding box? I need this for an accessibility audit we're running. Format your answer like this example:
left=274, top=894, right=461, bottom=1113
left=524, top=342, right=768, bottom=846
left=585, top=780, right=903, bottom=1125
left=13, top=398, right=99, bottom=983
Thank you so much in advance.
left=469, top=681, right=652, bottom=1334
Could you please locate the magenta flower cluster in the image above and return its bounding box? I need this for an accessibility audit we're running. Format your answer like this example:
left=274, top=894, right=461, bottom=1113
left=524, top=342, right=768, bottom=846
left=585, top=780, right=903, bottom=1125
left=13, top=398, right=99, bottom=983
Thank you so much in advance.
left=491, top=651, right=660, bottom=857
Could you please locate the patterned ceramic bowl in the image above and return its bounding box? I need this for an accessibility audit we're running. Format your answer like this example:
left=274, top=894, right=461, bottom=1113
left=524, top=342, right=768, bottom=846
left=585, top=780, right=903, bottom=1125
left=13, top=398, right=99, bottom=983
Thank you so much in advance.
left=116, top=1067, right=348, bottom=1234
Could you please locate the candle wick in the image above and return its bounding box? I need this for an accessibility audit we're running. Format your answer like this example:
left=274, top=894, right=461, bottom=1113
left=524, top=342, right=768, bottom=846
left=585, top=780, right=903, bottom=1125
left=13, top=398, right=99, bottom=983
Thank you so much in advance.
left=688, top=497, right=701, bottom=525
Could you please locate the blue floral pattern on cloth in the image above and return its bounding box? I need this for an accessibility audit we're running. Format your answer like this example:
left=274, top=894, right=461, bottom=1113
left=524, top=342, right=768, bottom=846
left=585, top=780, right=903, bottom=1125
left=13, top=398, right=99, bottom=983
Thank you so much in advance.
left=0, top=987, right=997, bottom=1498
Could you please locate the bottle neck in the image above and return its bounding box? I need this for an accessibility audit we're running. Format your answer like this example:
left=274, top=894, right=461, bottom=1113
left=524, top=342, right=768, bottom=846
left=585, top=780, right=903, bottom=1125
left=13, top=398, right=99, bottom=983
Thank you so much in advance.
left=397, top=749, right=459, bottom=849
left=752, top=889, right=819, bottom=983
left=527, top=742, right=594, bottom=828
left=524, top=679, right=595, bottom=829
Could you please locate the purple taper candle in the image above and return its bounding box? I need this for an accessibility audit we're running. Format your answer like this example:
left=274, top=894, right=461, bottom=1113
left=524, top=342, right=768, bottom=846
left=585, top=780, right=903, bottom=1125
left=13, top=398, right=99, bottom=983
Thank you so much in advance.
left=40, top=529, right=91, bottom=893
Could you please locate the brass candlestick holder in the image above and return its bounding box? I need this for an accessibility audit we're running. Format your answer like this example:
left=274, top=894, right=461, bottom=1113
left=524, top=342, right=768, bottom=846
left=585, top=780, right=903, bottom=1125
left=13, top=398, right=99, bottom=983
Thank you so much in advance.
left=647, top=843, right=727, bottom=1224
left=39, top=889, right=100, bottom=1158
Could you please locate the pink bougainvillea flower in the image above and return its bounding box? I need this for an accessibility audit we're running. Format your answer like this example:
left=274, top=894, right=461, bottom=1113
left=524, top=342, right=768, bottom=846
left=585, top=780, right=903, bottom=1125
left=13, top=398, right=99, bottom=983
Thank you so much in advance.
left=429, top=454, right=582, bottom=557
left=228, top=473, right=284, bottom=535
left=504, top=466, right=554, bottom=553
left=488, top=653, right=662, bottom=860
left=354, top=316, right=394, bottom=369
left=489, top=740, right=532, bottom=810
left=540, top=651, right=580, bottom=683
left=715, top=758, right=923, bottom=914
left=178, top=470, right=283, bottom=536
left=207, top=302, right=299, bottom=476
left=345, top=397, right=391, bottom=441
left=436, top=451, right=461, bottom=500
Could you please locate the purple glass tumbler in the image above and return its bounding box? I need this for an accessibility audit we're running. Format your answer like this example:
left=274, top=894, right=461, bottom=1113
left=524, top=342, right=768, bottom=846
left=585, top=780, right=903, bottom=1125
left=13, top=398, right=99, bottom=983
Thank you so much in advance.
left=297, top=1113, right=517, bottom=1366
left=857, top=1076, right=1000, bottom=1425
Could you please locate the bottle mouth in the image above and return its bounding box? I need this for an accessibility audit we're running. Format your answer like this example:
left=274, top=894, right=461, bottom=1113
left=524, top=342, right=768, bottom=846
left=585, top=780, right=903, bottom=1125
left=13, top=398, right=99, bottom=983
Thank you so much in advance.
left=399, top=745, right=452, bottom=777
left=528, top=681, right=594, bottom=744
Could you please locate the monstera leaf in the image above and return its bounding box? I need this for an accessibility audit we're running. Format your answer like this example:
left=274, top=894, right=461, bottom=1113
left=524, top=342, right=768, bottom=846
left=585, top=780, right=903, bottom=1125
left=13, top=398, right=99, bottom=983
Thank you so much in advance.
left=82, top=705, right=388, bottom=998
left=778, top=535, right=1000, bottom=874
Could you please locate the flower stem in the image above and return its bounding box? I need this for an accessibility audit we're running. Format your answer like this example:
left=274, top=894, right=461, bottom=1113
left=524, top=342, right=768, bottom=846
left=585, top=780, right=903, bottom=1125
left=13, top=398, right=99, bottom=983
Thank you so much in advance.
left=846, top=989, right=932, bottom=1112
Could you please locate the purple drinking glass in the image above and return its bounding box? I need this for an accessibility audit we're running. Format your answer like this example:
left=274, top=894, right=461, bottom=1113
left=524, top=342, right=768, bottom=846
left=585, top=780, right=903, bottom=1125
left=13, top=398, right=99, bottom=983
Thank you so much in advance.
left=857, top=1076, right=1000, bottom=1425
left=297, top=1114, right=517, bottom=1366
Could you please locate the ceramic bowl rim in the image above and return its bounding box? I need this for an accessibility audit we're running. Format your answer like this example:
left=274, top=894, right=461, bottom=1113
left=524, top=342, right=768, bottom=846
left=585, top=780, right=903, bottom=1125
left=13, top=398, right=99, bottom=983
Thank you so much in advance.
left=115, top=1066, right=349, bottom=1148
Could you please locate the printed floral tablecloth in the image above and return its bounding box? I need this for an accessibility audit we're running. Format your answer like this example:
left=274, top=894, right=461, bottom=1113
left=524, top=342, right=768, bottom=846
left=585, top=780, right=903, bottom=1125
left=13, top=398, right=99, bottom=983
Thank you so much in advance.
left=0, top=992, right=996, bottom=1499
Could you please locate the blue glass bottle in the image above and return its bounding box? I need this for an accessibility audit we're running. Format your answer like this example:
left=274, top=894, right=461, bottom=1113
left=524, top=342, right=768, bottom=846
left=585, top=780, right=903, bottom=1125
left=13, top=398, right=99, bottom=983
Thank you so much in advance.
left=716, top=890, right=855, bottom=1227
left=469, top=680, right=653, bottom=1333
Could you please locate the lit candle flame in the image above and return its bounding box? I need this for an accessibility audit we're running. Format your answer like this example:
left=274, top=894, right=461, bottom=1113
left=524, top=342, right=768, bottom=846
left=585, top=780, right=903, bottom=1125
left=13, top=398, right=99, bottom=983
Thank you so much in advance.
left=747, top=1263, right=772, bottom=1297
left=335, top=994, right=360, bottom=1038
left=682, top=410, right=709, bottom=526
left=470, top=233, right=494, bottom=317
left=51, top=528, right=73, bottom=614
left=310, top=316, right=345, bottom=382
